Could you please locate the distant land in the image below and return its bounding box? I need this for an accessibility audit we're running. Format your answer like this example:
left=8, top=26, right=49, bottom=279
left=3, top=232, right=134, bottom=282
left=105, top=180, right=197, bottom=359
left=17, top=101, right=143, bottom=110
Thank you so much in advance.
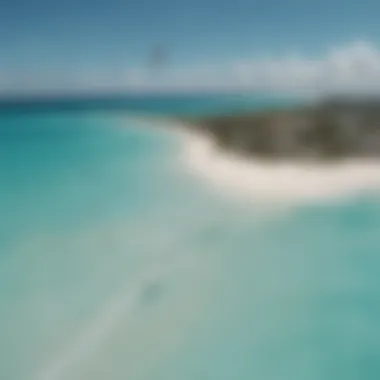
left=3, top=92, right=380, bottom=161
left=186, top=97, right=380, bottom=161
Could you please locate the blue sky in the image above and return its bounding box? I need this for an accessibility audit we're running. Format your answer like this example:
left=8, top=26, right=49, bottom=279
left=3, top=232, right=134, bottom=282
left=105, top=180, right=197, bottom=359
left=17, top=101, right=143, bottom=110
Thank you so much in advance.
left=1, top=0, right=380, bottom=94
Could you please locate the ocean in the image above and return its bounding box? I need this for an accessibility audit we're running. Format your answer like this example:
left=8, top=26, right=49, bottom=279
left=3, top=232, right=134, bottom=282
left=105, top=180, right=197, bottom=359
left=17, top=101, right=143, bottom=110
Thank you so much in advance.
left=1, top=93, right=380, bottom=380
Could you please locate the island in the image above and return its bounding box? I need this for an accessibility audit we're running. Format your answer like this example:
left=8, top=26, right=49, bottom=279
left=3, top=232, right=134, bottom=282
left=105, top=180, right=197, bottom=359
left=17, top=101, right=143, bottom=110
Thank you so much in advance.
left=183, top=97, right=380, bottom=161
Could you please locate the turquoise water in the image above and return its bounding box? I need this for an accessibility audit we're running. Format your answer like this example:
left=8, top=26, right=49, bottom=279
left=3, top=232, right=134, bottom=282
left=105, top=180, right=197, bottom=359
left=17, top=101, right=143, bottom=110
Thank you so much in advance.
left=1, top=96, right=380, bottom=380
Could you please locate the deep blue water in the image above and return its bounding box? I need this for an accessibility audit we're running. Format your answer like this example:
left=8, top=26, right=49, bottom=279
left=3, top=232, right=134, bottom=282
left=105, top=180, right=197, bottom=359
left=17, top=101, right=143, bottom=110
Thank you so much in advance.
left=0, top=92, right=301, bottom=116
left=1, top=94, right=380, bottom=380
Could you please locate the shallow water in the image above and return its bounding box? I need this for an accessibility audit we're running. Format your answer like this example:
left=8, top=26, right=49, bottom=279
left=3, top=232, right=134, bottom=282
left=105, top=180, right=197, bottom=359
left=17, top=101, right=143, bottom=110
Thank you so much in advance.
left=1, top=108, right=380, bottom=380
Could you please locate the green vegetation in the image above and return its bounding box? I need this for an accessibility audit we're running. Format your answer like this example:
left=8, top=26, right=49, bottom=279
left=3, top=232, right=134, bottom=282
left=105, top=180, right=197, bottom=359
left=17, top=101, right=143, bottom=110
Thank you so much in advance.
left=192, top=99, right=380, bottom=161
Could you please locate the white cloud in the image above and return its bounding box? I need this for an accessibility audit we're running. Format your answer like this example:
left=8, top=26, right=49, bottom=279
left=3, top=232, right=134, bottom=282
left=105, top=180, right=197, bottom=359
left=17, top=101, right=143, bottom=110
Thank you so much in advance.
left=231, top=40, right=380, bottom=94
left=2, top=40, right=380, bottom=95
left=120, top=40, right=380, bottom=95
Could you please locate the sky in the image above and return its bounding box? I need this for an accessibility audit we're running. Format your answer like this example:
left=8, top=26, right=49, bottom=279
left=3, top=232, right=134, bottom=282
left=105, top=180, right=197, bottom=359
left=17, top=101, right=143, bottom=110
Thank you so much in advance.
left=1, top=0, right=380, bottom=95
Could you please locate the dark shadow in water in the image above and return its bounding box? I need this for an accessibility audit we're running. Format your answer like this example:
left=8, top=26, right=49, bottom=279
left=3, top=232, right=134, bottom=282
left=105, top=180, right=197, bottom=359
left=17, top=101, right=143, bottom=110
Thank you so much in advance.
left=140, top=280, right=165, bottom=306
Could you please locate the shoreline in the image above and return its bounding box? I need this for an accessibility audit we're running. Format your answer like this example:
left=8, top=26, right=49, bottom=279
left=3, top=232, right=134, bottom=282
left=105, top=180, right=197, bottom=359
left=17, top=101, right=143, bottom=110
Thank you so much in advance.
left=120, top=111, right=380, bottom=205
left=179, top=126, right=380, bottom=205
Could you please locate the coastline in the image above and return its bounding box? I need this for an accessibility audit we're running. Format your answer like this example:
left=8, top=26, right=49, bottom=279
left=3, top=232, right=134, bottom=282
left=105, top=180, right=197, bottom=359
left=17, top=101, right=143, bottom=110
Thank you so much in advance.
left=119, top=110, right=380, bottom=205
left=179, top=125, right=380, bottom=205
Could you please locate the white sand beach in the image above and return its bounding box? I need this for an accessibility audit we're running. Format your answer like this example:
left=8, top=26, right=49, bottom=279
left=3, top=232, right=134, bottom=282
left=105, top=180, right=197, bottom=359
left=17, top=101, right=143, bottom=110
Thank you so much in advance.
left=182, top=128, right=380, bottom=205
